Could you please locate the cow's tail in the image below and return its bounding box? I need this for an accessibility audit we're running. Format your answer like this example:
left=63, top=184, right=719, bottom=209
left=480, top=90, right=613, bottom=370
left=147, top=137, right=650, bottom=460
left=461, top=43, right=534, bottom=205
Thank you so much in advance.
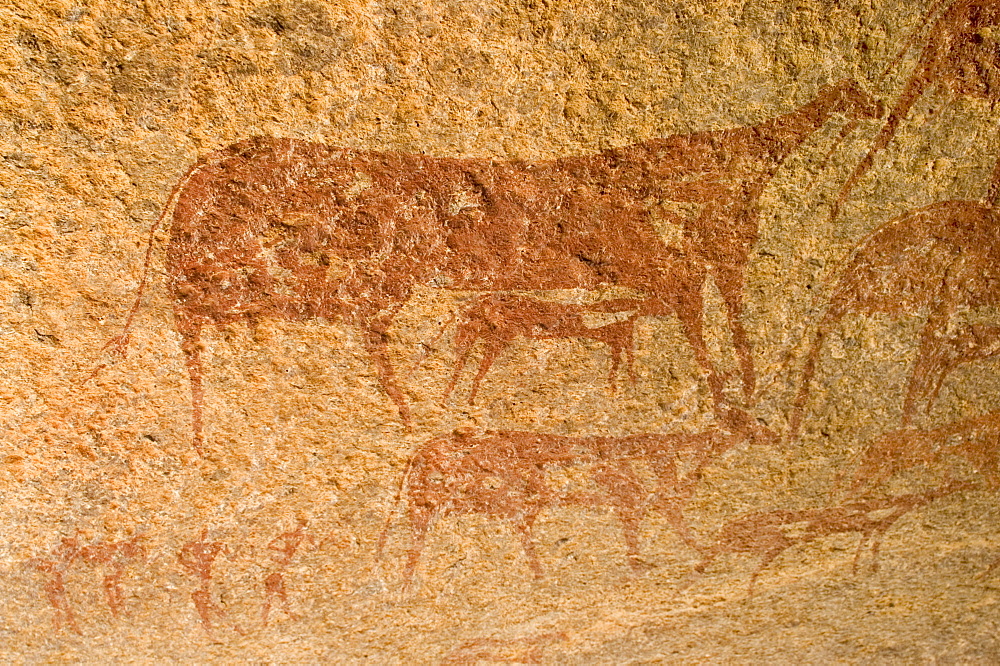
left=82, top=159, right=206, bottom=384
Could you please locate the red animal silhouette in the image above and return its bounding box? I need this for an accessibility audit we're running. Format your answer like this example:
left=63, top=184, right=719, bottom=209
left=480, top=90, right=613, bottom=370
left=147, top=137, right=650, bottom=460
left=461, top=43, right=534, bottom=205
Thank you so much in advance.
left=833, top=0, right=1000, bottom=218
left=98, top=80, right=879, bottom=452
left=177, top=529, right=242, bottom=638
left=697, top=482, right=967, bottom=593
left=789, top=200, right=1000, bottom=438
left=261, top=517, right=314, bottom=626
left=443, top=294, right=642, bottom=404
left=77, top=534, right=147, bottom=618
left=847, top=410, right=1000, bottom=493
left=379, top=410, right=774, bottom=587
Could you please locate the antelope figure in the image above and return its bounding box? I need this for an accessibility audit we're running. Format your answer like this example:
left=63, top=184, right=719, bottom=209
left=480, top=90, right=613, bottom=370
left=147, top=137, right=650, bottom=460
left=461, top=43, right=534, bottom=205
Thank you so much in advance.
left=379, top=409, right=775, bottom=586
left=696, top=482, right=968, bottom=593
left=833, top=0, right=1000, bottom=218
left=907, top=321, right=1000, bottom=415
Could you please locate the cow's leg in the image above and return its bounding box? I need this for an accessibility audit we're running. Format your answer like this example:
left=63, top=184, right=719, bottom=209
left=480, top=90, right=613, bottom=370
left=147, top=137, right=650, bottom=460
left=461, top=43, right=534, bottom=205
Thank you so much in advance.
left=361, top=312, right=411, bottom=427
left=403, top=508, right=433, bottom=591
left=625, top=325, right=638, bottom=387
left=668, top=293, right=727, bottom=410
left=715, top=266, right=755, bottom=404
left=903, top=306, right=951, bottom=425
left=867, top=516, right=904, bottom=573
left=661, top=498, right=699, bottom=550
left=176, top=316, right=207, bottom=456
left=595, top=463, right=647, bottom=566
left=607, top=339, right=622, bottom=393
left=442, top=334, right=478, bottom=402
left=468, top=341, right=505, bottom=405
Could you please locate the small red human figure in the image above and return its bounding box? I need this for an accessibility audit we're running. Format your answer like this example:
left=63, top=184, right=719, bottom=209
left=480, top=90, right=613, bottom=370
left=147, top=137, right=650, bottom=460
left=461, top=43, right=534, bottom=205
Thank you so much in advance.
left=78, top=534, right=147, bottom=618
left=261, top=516, right=314, bottom=626
left=177, top=528, right=242, bottom=638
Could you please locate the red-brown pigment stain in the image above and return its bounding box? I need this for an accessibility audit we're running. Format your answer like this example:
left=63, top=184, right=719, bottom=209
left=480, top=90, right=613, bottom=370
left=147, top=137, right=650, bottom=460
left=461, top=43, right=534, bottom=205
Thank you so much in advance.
left=28, top=533, right=147, bottom=634
left=29, top=536, right=82, bottom=635
left=834, top=0, right=1000, bottom=218
left=76, top=535, right=147, bottom=619
left=790, top=200, right=1000, bottom=438
left=103, top=80, right=879, bottom=453
left=695, top=481, right=969, bottom=594
left=443, top=294, right=643, bottom=404
left=379, top=409, right=776, bottom=588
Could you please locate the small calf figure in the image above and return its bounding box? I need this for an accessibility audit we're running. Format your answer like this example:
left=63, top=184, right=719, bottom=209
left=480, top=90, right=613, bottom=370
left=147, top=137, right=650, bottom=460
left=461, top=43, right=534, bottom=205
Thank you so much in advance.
left=443, top=294, right=643, bottom=404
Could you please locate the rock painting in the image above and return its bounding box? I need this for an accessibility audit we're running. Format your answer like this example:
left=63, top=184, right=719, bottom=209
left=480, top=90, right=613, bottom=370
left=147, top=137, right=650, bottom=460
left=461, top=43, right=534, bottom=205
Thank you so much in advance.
left=98, top=79, right=879, bottom=452
left=443, top=294, right=643, bottom=404
left=848, top=410, right=1000, bottom=492
left=790, top=200, right=1000, bottom=436
left=261, top=517, right=314, bottom=626
left=9, top=1, right=1000, bottom=659
left=177, top=529, right=244, bottom=638
left=834, top=0, right=1000, bottom=217
left=29, top=534, right=146, bottom=634
left=696, top=482, right=970, bottom=593
left=378, top=411, right=776, bottom=586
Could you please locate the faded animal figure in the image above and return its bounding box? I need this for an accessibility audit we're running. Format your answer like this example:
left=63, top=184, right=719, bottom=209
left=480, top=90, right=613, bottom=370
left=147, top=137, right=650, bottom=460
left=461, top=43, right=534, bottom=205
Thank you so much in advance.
left=102, top=79, right=878, bottom=451
left=380, top=430, right=579, bottom=585
left=847, top=410, right=1000, bottom=493
left=789, top=200, right=1000, bottom=438
left=177, top=529, right=243, bottom=638
left=443, top=294, right=643, bottom=404
left=31, top=558, right=80, bottom=634
left=833, top=0, right=1000, bottom=218
left=696, top=482, right=967, bottom=593
left=380, top=411, right=774, bottom=586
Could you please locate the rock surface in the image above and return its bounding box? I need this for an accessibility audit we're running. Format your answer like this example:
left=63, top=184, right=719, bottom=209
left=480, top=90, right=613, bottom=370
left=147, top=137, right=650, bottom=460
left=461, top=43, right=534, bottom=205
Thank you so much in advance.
left=2, top=0, right=999, bottom=661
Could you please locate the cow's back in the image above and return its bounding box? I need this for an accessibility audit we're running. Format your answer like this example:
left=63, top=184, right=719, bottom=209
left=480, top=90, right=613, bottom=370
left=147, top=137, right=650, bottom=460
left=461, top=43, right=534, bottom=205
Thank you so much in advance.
left=164, top=136, right=671, bottom=328
left=165, top=137, right=456, bottom=326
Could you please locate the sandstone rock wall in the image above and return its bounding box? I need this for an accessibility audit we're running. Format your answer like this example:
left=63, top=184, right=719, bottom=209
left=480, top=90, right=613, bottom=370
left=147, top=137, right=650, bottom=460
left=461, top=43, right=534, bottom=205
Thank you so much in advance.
left=2, top=0, right=999, bottom=661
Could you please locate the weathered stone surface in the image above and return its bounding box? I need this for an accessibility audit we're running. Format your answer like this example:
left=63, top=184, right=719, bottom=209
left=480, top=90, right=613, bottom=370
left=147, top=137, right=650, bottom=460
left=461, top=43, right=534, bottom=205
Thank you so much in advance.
left=2, top=0, right=999, bottom=661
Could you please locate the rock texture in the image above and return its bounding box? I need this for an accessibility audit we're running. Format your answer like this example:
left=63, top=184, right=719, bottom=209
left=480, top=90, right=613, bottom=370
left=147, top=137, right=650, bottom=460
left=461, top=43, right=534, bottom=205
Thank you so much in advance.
left=2, top=0, right=1000, bottom=661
